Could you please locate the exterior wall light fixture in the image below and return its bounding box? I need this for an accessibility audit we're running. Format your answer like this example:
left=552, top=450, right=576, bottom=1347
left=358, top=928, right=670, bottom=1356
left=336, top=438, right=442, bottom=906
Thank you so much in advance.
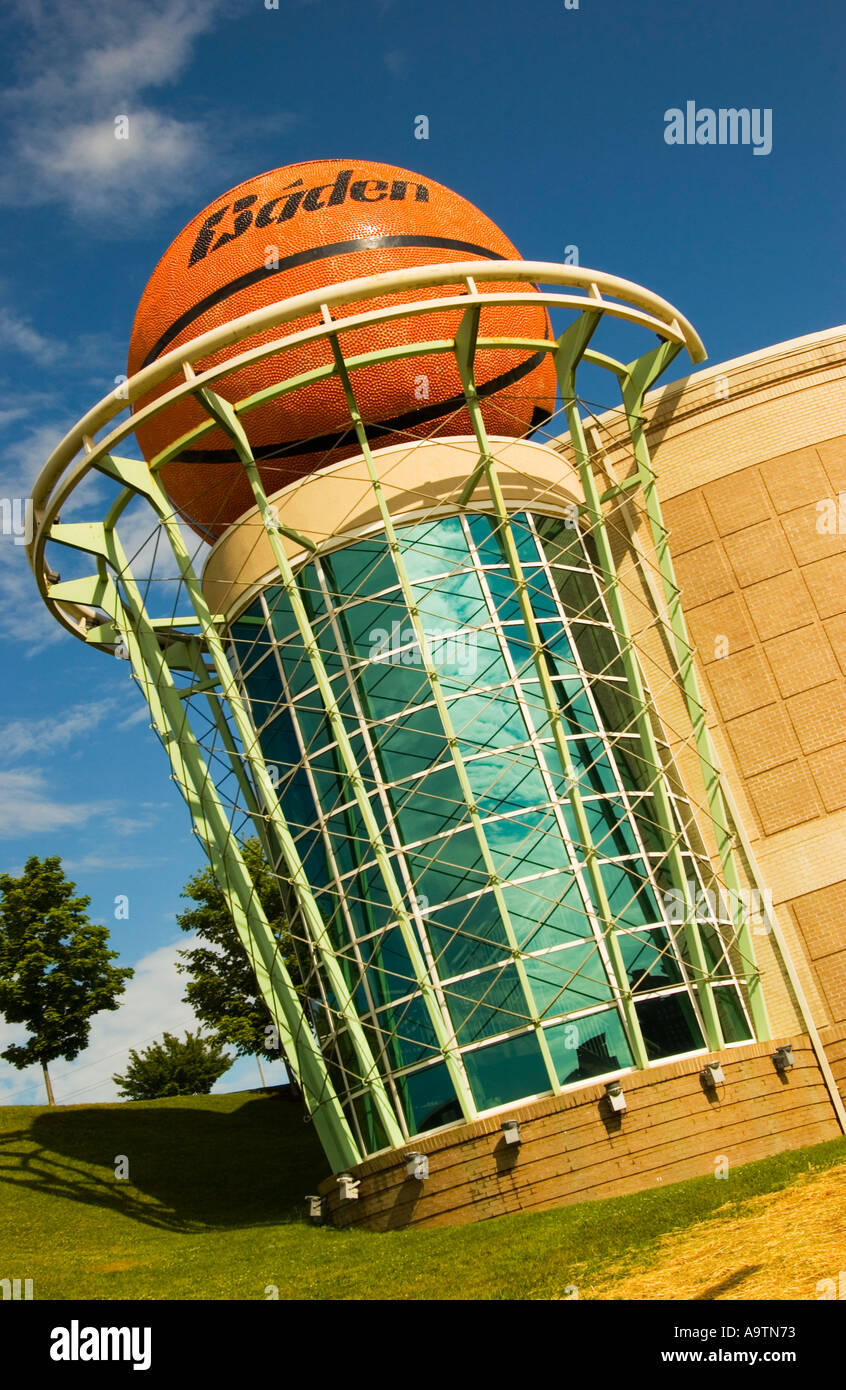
left=605, top=1081, right=626, bottom=1113
left=405, top=1151, right=429, bottom=1181
left=337, top=1173, right=361, bottom=1201
left=701, top=1061, right=726, bottom=1088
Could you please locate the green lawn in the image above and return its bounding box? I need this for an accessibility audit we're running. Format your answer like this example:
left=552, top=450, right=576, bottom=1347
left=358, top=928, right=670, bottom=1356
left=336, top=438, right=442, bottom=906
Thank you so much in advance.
left=1, top=1089, right=843, bottom=1300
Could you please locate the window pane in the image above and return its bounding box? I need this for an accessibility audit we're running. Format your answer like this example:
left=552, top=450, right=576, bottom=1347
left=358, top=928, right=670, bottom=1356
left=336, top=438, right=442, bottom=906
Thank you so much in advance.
left=636, top=992, right=704, bottom=1059
left=464, top=751, right=548, bottom=816
left=351, top=1093, right=389, bottom=1155
left=546, top=1009, right=634, bottom=1084
left=398, top=1063, right=463, bottom=1135
left=375, top=993, right=441, bottom=1067
left=618, top=928, right=683, bottom=992
left=485, top=811, right=566, bottom=878
left=602, top=861, right=660, bottom=928
left=714, top=984, right=754, bottom=1043
left=406, top=826, right=489, bottom=903
left=500, top=874, right=592, bottom=949
left=424, top=892, right=511, bottom=975
left=324, top=539, right=397, bottom=599
left=525, top=942, right=613, bottom=1016
left=359, top=928, right=418, bottom=1003
left=463, top=1031, right=550, bottom=1110
left=391, top=765, right=467, bottom=843
left=445, top=965, right=530, bottom=1044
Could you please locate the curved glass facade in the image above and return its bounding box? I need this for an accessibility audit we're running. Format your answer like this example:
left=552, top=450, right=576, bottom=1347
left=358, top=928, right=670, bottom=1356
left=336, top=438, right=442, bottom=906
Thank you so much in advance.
left=229, top=509, right=754, bottom=1155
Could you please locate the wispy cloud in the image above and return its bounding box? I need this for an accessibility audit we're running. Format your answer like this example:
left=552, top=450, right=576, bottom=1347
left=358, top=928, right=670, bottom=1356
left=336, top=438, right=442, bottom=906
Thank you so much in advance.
left=0, top=306, right=65, bottom=365
left=0, top=697, right=122, bottom=759
left=384, top=49, right=407, bottom=76
left=0, top=0, right=236, bottom=222
left=0, top=769, right=107, bottom=836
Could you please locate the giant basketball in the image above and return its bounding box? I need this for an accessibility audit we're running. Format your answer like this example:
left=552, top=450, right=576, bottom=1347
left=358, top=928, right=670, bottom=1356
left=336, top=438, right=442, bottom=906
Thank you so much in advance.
left=128, top=158, right=558, bottom=538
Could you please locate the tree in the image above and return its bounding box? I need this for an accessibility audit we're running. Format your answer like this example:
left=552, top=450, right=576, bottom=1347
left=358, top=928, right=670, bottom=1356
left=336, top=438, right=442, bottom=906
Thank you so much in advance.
left=0, top=855, right=134, bottom=1105
left=112, top=1030, right=232, bottom=1100
left=175, top=838, right=303, bottom=1088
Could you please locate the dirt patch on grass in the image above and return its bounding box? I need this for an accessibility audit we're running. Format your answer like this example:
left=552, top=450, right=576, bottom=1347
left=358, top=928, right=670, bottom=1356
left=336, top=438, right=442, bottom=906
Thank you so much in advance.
left=586, top=1166, right=846, bottom=1301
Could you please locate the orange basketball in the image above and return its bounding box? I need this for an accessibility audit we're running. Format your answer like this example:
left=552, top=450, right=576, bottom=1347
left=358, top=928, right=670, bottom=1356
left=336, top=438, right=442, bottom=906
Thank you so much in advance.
left=128, top=159, right=557, bottom=538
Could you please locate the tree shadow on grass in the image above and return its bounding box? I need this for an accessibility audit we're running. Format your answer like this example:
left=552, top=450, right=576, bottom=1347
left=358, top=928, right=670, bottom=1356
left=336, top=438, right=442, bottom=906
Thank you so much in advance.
left=0, top=1091, right=330, bottom=1234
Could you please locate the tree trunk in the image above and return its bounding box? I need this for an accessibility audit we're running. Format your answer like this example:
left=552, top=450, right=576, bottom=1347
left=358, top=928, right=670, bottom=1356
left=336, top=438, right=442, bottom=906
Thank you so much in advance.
left=41, top=1060, right=55, bottom=1106
left=256, top=1054, right=267, bottom=1089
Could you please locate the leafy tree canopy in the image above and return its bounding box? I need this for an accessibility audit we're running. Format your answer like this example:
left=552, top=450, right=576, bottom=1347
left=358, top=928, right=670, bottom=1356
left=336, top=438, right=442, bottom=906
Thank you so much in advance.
left=112, top=1029, right=232, bottom=1101
left=0, top=855, right=133, bottom=1083
left=175, top=838, right=303, bottom=1064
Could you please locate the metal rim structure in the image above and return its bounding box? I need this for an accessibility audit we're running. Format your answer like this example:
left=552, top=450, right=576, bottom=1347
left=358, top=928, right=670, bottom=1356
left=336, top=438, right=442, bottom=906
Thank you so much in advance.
left=27, top=261, right=843, bottom=1173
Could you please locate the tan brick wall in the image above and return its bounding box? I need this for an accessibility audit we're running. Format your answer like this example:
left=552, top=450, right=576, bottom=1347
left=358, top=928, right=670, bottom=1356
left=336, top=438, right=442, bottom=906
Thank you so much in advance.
left=319, top=1036, right=840, bottom=1230
left=644, top=331, right=846, bottom=1057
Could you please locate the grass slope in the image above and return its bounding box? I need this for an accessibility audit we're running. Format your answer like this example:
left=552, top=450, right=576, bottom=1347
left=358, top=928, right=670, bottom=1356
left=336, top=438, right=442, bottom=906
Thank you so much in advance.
left=0, top=1089, right=843, bottom=1301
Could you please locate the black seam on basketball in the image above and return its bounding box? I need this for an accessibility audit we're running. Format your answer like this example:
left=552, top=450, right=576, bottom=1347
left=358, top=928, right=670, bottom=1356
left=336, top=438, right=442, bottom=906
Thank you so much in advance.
left=139, top=235, right=511, bottom=368
left=169, top=350, right=549, bottom=465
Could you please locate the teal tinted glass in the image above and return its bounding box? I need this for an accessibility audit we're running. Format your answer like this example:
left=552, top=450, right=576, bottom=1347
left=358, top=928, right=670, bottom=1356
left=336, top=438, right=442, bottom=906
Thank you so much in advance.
left=370, top=703, right=446, bottom=780
left=359, top=928, right=417, bottom=1004
left=230, top=508, right=755, bottom=1153
left=399, top=1062, right=463, bottom=1135
left=500, top=874, right=591, bottom=949
left=602, top=861, right=661, bottom=928
left=619, top=928, right=683, bottom=992
left=714, top=984, right=754, bottom=1043
left=485, top=810, right=567, bottom=877
left=390, top=766, right=467, bottom=842
left=463, top=751, right=548, bottom=816
left=524, top=942, right=613, bottom=1016
left=351, top=1093, right=389, bottom=1156
left=424, top=892, right=511, bottom=975
left=546, top=1009, right=634, bottom=1085
left=463, top=1032, right=550, bottom=1110
left=324, top=538, right=396, bottom=599
left=375, top=994, right=440, bottom=1066
left=445, top=965, right=529, bottom=1044
left=406, top=826, right=489, bottom=904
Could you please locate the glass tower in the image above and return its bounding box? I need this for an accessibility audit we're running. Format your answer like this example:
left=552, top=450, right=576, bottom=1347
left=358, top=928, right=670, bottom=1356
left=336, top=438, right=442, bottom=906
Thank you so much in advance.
left=229, top=505, right=753, bottom=1156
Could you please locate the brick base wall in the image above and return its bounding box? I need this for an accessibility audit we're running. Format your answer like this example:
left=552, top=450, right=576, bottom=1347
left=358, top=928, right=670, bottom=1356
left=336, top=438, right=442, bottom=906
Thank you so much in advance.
left=318, top=1036, right=843, bottom=1231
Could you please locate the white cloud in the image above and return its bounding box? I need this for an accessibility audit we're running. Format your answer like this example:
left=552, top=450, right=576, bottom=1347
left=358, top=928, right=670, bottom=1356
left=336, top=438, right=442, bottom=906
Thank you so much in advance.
left=0, top=697, right=121, bottom=759
left=0, top=940, right=196, bottom=1105
left=115, top=500, right=210, bottom=587
left=23, top=109, right=207, bottom=220
left=0, top=0, right=236, bottom=222
left=0, top=768, right=107, bottom=836
left=0, top=307, right=64, bottom=365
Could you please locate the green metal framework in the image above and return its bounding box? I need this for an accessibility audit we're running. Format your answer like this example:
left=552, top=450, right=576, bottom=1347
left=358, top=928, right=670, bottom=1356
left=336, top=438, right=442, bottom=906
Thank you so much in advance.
left=29, top=261, right=839, bottom=1168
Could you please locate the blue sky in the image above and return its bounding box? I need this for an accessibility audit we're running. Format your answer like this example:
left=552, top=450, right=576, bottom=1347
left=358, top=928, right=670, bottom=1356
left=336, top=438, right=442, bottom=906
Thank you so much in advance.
left=0, top=0, right=843, bottom=1104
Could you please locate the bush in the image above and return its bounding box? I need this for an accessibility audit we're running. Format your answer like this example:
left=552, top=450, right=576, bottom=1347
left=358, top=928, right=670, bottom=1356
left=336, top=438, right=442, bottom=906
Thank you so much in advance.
left=113, top=1030, right=232, bottom=1100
